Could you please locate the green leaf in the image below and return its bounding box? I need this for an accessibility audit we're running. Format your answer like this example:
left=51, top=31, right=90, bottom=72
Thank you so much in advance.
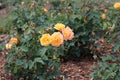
left=37, top=47, right=47, bottom=56
left=42, top=55, right=48, bottom=60
left=68, top=42, right=75, bottom=47
left=40, top=47, right=47, bottom=55
left=34, top=58, right=45, bottom=64
left=13, top=66, right=17, bottom=73
left=6, top=54, right=15, bottom=63
left=22, top=59, right=28, bottom=69
left=113, top=42, right=120, bottom=52
left=54, top=62, right=60, bottom=70
left=38, top=76, right=45, bottom=80
left=0, top=44, right=5, bottom=51
left=16, top=59, right=23, bottom=66
left=20, top=46, right=28, bottom=52
left=28, top=60, right=34, bottom=69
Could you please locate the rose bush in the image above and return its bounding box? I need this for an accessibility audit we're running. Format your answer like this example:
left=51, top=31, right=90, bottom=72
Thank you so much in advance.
left=106, top=2, right=120, bottom=52
left=90, top=54, right=120, bottom=80
left=4, top=0, right=120, bottom=79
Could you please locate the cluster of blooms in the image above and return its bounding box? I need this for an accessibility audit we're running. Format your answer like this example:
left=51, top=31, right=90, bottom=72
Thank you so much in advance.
left=40, top=23, right=74, bottom=47
left=101, top=2, right=120, bottom=20
left=6, top=38, right=19, bottom=49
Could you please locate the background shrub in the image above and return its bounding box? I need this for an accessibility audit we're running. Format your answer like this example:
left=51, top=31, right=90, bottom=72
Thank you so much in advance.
left=0, top=12, right=14, bottom=34
left=90, top=1, right=120, bottom=80
left=90, top=54, right=120, bottom=80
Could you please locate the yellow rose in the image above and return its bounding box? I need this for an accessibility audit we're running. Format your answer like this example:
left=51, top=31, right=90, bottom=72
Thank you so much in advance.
left=114, top=2, right=120, bottom=10
left=43, top=8, right=48, bottom=13
left=9, top=37, right=19, bottom=45
left=40, top=34, right=51, bottom=46
left=6, top=43, right=12, bottom=49
left=54, top=23, right=65, bottom=31
left=62, top=27, right=74, bottom=40
left=101, top=13, right=106, bottom=20
left=51, top=32, right=63, bottom=47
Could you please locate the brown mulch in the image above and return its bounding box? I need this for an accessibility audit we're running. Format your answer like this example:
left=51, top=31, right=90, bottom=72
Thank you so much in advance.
left=0, top=35, right=16, bottom=80
left=0, top=54, right=16, bottom=80
left=59, top=59, right=96, bottom=80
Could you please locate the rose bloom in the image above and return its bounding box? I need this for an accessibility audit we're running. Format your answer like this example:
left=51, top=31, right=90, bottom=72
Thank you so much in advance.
left=44, top=8, right=48, bottom=13
left=114, top=2, right=120, bottom=10
left=51, top=32, right=64, bottom=47
left=101, top=13, right=106, bottom=20
left=62, top=26, right=74, bottom=40
left=9, top=37, right=19, bottom=45
left=40, top=34, right=51, bottom=46
left=54, top=23, right=65, bottom=31
left=6, top=43, right=12, bottom=49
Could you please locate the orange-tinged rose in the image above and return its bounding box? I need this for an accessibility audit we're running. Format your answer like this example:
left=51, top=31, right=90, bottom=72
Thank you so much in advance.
left=54, top=23, right=65, bottom=31
left=9, top=37, right=19, bottom=45
left=62, top=27, right=74, bottom=40
left=6, top=43, right=12, bottom=49
left=51, top=32, right=63, bottom=47
left=40, top=34, right=51, bottom=46
left=101, top=13, right=106, bottom=20
left=114, top=2, right=120, bottom=10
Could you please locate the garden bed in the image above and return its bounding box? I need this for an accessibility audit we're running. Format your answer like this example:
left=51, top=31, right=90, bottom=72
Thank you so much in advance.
left=0, top=35, right=105, bottom=80
left=1, top=0, right=120, bottom=80
left=0, top=34, right=117, bottom=80
left=0, top=34, right=95, bottom=80
left=0, top=53, right=95, bottom=80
